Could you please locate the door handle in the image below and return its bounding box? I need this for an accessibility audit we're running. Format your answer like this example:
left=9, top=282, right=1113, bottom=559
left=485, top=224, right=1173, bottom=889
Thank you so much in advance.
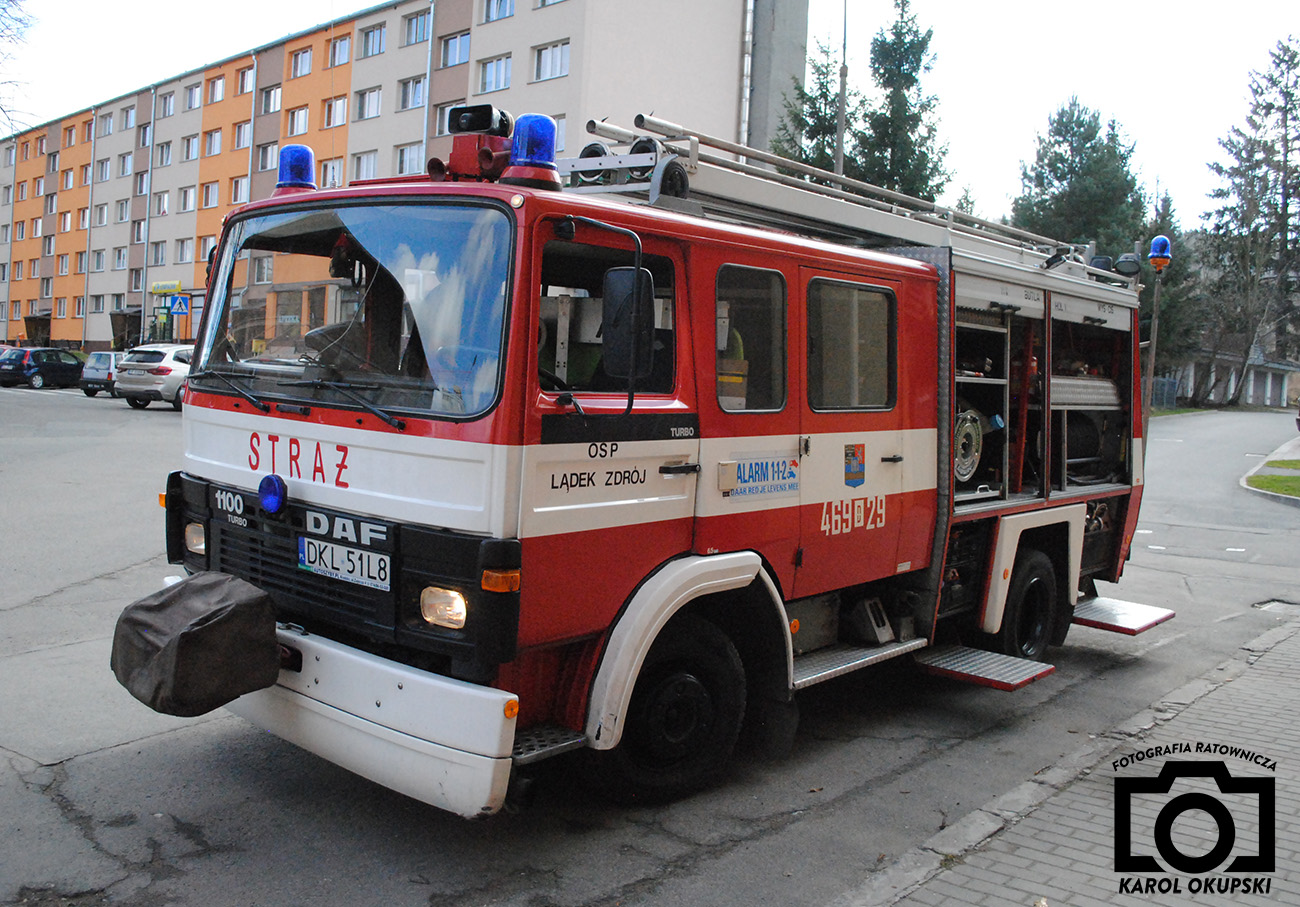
left=880, top=455, right=904, bottom=463
left=659, top=462, right=701, bottom=475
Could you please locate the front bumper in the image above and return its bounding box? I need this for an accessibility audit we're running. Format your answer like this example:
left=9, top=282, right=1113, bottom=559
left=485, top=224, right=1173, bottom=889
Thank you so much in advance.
left=227, top=625, right=518, bottom=818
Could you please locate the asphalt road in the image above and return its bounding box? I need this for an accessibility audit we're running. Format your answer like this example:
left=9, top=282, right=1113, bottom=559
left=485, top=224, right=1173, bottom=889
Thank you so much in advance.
left=2, top=390, right=1298, bottom=907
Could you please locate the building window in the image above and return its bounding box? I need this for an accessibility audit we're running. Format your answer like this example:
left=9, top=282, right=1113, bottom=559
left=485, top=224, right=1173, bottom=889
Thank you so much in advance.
left=440, top=31, right=470, bottom=68
left=323, top=97, right=347, bottom=128
left=150, top=241, right=166, bottom=266
left=231, top=176, right=249, bottom=204
left=185, top=83, right=201, bottom=109
left=287, top=106, right=309, bottom=136
left=328, top=35, right=350, bottom=67
left=41, top=277, right=52, bottom=298
left=33, top=175, right=43, bottom=195
left=158, top=92, right=174, bottom=117
left=76, top=250, right=86, bottom=272
left=35, top=135, right=46, bottom=155
left=59, top=211, right=71, bottom=232
left=55, top=296, right=65, bottom=317
left=32, top=218, right=41, bottom=237
left=92, top=250, right=105, bottom=272
left=479, top=55, right=511, bottom=93
left=94, top=204, right=107, bottom=225
left=233, top=121, right=251, bottom=149
left=182, top=135, right=199, bottom=161
left=356, top=87, right=382, bottom=120
left=176, top=238, right=194, bottom=263
left=201, top=182, right=219, bottom=208
left=291, top=48, right=312, bottom=78
left=58, top=254, right=68, bottom=275
left=208, top=76, right=225, bottom=103
left=256, top=144, right=279, bottom=172
left=2, top=145, right=11, bottom=166
left=534, top=40, right=569, bottom=81
left=253, top=256, right=273, bottom=284
left=361, top=24, right=386, bottom=57
left=134, top=172, right=150, bottom=196
left=11, top=259, right=19, bottom=278
left=403, top=10, right=429, bottom=44
left=204, top=128, right=222, bottom=156
left=115, top=199, right=129, bottom=222
left=156, top=141, right=172, bottom=167
left=153, top=191, right=169, bottom=216
left=80, top=163, right=91, bottom=185
left=261, top=85, right=281, bottom=114
left=354, top=150, right=377, bottom=181
left=139, top=123, right=152, bottom=147
left=179, top=186, right=196, bottom=212
left=257, top=143, right=279, bottom=171
left=199, top=236, right=217, bottom=261
left=399, top=76, right=425, bottom=111
left=92, top=294, right=104, bottom=313
left=12, top=222, right=21, bottom=241
left=130, top=268, right=143, bottom=292
left=117, top=153, right=132, bottom=177
left=75, top=296, right=85, bottom=318
left=396, top=143, right=425, bottom=176
left=435, top=100, right=465, bottom=136
left=61, top=169, right=73, bottom=190
left=485, top=0, right=514, bottom=22
left=132, top=219, right=146, bottom=243
left=122, top=106, right=136, bottom=128
left=237, top=66, right=254, bottom=94
left=78, top=207, right=89, bottom=228
left=98, top=112, right=113, bottom=136
left=320, top=157, right=344, bottom=188
left=16, top=180, right=25, bottom=199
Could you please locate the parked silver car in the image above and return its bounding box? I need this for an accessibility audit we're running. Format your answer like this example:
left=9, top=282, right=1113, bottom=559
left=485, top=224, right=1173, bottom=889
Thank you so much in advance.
left=116, top=344, right=193, bottom=410
left=80, top=350, right=125, bottom=397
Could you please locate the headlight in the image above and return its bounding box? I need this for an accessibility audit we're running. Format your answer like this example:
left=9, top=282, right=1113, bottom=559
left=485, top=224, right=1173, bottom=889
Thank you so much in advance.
left=184, top=522, right=206, bottom=555
left=420, top=586, right=467, bottom=629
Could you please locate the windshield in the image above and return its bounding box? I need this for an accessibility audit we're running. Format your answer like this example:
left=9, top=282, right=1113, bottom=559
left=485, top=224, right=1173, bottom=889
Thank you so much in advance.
left=194, top=201, right=513, bottom=418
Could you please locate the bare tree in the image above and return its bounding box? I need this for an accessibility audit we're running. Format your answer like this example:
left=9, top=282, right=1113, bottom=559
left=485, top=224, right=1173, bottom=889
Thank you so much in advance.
left=0, top=0, right=32, bottom=132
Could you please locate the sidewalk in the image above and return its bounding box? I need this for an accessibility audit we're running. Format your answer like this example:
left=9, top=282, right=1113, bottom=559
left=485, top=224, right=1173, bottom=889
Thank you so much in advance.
left=841, top=619, right=1300, bottom=906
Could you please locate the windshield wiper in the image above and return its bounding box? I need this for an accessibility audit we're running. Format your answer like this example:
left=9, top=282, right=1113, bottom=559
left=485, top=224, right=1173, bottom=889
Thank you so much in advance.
left=280, top=379, right=407, bottom=431
left=190, top=369, right=271, bottom=412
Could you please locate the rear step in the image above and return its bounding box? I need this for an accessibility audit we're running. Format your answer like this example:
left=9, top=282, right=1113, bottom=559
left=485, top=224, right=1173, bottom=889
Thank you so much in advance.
left=1072, top=596, right=1175, bottom=635
left=913, top=645, right=1055, bottom=691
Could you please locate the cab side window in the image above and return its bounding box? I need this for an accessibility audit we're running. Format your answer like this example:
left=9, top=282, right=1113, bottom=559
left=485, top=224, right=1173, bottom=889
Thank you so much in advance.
left=715, top=265, right=786, bottom=411
left=807, top=278, right=895, bottom=410
left=537, top=239, right=675, bottom=393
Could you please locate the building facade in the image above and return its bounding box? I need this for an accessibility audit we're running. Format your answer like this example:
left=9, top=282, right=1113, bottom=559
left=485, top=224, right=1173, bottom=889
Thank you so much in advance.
left=0, top=0, right=808, bottom=349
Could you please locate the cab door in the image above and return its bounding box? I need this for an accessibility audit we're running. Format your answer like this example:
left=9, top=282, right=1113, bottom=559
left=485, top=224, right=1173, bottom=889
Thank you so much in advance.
left=793, top=270, right=907, bottom=598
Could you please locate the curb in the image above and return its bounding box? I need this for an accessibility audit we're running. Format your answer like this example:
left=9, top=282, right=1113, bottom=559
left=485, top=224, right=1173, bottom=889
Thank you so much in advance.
left=1240, top=435, right=1300, bottom=509
left=838, top=619, right=1300, bottom=907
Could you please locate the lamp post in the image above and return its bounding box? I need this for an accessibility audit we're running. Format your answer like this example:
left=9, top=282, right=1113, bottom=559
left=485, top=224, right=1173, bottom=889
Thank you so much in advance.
left=1142, top=234, right=1172, bottom=444
left=833, top=0, right=847, bottom=176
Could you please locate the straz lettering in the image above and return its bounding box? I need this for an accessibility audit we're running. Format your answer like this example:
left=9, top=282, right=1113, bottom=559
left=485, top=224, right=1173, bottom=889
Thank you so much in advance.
left=552, top=471, right=597, bottom=491
left=304, top=510, right=388, bottom=547
left=820, top=495, right=887, bottom=536
left=248, top=432, right=349, bottom=488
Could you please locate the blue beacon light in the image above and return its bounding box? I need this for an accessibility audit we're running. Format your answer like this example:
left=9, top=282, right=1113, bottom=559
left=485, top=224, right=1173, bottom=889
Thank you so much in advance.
left=276, top=144, right=317, bottom=191
left=259, top=474, right=289, bottom=515
left=500, top=114, right=562, bottom=190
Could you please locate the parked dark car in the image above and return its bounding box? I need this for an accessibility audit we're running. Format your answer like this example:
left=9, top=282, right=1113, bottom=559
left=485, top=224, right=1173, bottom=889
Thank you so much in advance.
left=0, top=347, right=85, bottom=388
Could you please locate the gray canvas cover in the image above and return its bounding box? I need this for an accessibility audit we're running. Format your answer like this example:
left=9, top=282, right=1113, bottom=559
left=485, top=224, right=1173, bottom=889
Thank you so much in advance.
left=111, top=572, right=281, bottom=717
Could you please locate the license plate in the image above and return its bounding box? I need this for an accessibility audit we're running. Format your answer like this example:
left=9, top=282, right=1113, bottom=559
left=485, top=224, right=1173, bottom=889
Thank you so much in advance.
left=297, top=537, right=391, bottom=591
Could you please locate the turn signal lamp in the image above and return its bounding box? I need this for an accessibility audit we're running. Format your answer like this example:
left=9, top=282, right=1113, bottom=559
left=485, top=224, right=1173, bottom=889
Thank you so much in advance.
left=258, top=474, right=288, bottom=515
left=421, top=587, right=468, bottom=629
left=500, top=113, right=562, bottom=191
left=481, top=568, right=521, bottom=593
left=275, top=144, right=317, bottom=191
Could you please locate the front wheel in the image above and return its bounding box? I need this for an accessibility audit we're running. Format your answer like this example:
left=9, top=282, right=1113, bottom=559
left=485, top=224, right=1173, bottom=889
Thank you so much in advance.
left=595, top=614, right=746, bottom=803
left=126, top=397, right=149, bottom=409
left=994, top=550, right=1057, bottom=661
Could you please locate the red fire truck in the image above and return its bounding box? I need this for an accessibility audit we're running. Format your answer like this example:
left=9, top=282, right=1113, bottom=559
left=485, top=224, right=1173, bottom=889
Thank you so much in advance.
left=120, top=106, right=1172, bottom=818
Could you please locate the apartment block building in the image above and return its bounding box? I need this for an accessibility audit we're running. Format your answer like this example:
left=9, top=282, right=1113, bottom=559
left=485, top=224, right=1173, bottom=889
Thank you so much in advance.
left=0, top=0, right=807, bottom=350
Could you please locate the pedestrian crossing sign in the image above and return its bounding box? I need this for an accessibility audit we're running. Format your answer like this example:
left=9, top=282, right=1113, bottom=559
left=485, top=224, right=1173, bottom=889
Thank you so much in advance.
left=169, top=294, right=190, bottom=315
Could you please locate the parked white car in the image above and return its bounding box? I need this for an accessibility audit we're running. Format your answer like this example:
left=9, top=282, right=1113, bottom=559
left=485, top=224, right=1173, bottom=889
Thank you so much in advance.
left=117, top=344, right=193, bottom=410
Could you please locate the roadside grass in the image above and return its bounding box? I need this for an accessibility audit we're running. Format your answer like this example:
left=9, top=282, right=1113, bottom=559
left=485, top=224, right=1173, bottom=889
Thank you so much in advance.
left=1263, top=459, right=1300, bottom=470
left=1246, top=473, right=1300, bottom=496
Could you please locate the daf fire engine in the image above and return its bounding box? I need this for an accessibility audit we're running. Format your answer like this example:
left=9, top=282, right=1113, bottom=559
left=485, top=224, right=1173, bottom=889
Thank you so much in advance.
left=119, top=106, right=1173, bottom=818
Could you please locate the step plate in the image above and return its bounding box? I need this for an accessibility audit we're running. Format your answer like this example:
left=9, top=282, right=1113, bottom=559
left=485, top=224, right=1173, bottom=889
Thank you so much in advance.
left=1072, top=597, right=1175, bottom=636
left=792, top=639, right=929, bottom=690
left=913, top=645, right=1055, bottom=691
left=512, top=725, right=586, bottom=765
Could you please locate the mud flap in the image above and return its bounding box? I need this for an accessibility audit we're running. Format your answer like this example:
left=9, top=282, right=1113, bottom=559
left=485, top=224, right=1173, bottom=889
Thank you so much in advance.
left=111, top=572, right=281, bottom=717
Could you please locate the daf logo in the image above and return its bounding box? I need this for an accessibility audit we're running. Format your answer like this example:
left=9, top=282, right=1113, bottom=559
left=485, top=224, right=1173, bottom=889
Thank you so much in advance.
left=305, top=510, right=388, bottom=547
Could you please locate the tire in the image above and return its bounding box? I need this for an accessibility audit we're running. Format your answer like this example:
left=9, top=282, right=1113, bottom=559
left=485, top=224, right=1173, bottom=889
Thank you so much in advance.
left=28, top=373, right=45, bottom=389
left=595, top=614, right=746, bottom=803
left=172, top=392, right=183, bottom=412
left=126, top=397, right=150, bottom=409
left=995, top=550, right=1057, bottom=661
left=83, top=388, right=99, bottom=397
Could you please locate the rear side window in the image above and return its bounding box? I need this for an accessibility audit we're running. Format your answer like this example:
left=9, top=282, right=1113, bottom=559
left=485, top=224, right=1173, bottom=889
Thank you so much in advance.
left=715, top=265, right=786, bottom=411
left=807, top=279, right=895, bottom=410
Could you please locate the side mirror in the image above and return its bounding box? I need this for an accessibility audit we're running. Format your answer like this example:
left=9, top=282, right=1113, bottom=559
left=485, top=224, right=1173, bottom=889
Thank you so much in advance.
left=601, top=266, right=654, bottom=380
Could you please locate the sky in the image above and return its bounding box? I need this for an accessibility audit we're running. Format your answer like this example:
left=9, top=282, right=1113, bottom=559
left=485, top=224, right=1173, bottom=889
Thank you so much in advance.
left=3, top=0, right=1295, bottom=227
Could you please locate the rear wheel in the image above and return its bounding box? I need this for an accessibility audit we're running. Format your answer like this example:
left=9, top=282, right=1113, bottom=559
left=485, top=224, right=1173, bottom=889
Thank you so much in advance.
left=28, top=373, right=45, bottom=389
left=595, top=614, right=746, bottom=803
left=126, top=397, right=149, bottom=409
left=995, top=550, right=1057, bottom=661
left=83, top=388, right=99, bottom=397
